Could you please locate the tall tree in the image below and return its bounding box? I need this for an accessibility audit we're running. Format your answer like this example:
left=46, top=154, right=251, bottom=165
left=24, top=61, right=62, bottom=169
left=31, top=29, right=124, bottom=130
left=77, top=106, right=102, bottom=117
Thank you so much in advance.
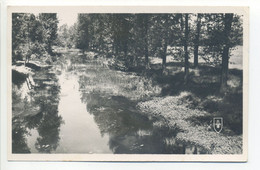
left=143, top=14, right=150, bottom=69
left=76, top=14, right=90, bottom=53
left=162, top=14, right=169, bottom=73
left=121, top=15, right=130, bottom=58
left=12, top=13, right=26, bottom=62
left=184, top=14, right=189, bottom=84
left=220, top=13, right=234, bottom=93
left=193, top=14, right=201, bottom=68
left=130, top=14, right=149, bottom=68
left=39, top=13, right=58, bottom=55
left=57, top=24, right=69, bottom=48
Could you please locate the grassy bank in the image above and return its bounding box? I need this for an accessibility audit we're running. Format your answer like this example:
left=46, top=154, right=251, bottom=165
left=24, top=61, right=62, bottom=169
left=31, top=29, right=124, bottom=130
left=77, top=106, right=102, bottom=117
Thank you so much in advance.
left=137, top=92, right=242, bottom=154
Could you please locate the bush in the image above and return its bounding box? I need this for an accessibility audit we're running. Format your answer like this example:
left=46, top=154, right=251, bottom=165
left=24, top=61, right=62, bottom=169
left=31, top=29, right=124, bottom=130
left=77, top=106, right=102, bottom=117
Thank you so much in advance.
left=30, top=41, right=47, bottom=58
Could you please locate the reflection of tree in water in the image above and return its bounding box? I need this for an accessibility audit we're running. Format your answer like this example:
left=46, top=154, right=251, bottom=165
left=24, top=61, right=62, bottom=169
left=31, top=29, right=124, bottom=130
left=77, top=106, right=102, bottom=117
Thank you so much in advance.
left=35, top=110, right=63, bottom=153
left=12, top=120, right=31, bottom=153
left=12, top=70, right=63, bottom=153
left=83, top=92, right=149, bottom=135
left=12, top=78, right=32, bottom=153
left=32, top=72, right=63, bottom=153
left=24, top=112, right=43, bottom=129
left=79, top=86, right=181, bottom=154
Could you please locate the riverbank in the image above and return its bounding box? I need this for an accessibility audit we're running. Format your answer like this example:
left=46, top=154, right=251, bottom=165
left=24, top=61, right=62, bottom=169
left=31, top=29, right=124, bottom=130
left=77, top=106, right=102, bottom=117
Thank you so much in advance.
left=12, top=57, right=57, bottom=118
left=137, top=92, right=242, bottom=154
left=102, top=48, right=243, bottom=154
left=79, top=50, right=243, bottom=154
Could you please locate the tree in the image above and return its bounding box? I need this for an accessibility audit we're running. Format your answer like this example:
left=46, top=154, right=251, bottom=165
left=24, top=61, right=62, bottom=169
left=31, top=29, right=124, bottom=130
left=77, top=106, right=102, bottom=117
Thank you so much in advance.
left=193, top=14, right=202, bottom=68
left=184, top=14, right=189, bottom=84
left=220, top=13, right=234, bottom=93
left=57, top=23, right=77, bottom=49
left=143, top=14, right=150, bottom=69
left=161, top=14, right=169, bottom=73
left=12, top=13, right=29, bottom=62
left=131, top=14, right=150, bottom=69
left=39, top=13, right=59, bottom=55
left=76, top=14, right=90, bottom=53
left=110, top=14, right=131, bottom=58
left=12, top=13, right=60, bottom=65
left=68, top=23, right=78, bottom=48
left=57, top=24, right=69, bottom=48
left=149, top=14, right=179, bottom=71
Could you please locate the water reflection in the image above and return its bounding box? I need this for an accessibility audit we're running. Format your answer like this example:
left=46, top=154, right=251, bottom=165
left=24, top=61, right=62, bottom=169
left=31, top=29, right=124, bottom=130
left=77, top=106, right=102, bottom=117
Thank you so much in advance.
left=54, top=71, right=111, bottom=153
left=75, top=56, right=208, bottom=154
left=34, top=112, right=63, bottom=153
left=12, top=67, right=63, bottom=153
left=12, top=121, right=31, bottom=153
left=80, top=91, right=198, bottom=154
left=76, top=60, right=199, bottom=154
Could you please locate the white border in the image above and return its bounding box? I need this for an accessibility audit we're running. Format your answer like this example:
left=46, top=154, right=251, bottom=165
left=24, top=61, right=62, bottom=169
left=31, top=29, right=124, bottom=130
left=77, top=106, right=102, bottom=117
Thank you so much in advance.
left=6, top=6, right=248, bottom=162
left=3, top=0, right=260, bottom=169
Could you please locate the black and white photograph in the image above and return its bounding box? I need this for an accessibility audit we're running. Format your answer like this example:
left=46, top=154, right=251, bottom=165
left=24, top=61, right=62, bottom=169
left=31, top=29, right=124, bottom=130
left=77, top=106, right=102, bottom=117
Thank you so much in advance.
left=8, top=6, right=248, bottom=161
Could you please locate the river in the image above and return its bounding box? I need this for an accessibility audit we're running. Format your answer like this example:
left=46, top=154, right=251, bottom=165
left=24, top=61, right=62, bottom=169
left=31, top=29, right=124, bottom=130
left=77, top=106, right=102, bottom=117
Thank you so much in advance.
left=12, top=49, right=207, bottom=154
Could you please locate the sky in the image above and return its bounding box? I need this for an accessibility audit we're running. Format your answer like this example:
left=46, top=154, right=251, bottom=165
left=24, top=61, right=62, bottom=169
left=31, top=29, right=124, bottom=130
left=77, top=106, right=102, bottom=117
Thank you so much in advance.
left=57, top=12, right=78, bottom=27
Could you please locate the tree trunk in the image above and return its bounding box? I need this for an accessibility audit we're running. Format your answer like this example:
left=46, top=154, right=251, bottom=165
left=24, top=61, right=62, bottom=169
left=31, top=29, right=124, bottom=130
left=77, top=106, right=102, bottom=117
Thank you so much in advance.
left=194, top=14, right=201, bottom=68
left=133, top=45, right=138, bottom=67
left=143, top=15, right=150, bottom=69
left=220, top=13, right=233, bottom=93
left=180, top=15, right=184, bottom=32
left=145, top=43, right=149, bottom=69
left=162, top=15, right=169, bottom=73
left=184, top=14, right=189, bottom=84
left=162, top=39, right=167, bottom=72
left=220, top=46, right=229, bottom=93
left=48, top=42, right=53, bottom=55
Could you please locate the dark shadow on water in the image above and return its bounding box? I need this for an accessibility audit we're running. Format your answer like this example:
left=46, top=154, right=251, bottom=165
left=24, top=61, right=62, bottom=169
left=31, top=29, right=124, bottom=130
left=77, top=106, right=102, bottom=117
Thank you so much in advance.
left=12, top=70, right=27, bottom=88
left=79, top=90, right=206, bottom=154
left=12, top=120, right=31, bottom=153
left=12, top=68, right=63, bottom=153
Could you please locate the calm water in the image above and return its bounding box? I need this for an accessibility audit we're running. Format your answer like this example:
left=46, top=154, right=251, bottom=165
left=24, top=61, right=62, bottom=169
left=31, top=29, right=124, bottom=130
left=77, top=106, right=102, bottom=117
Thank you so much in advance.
left=12, top=50, right=207, bottom=154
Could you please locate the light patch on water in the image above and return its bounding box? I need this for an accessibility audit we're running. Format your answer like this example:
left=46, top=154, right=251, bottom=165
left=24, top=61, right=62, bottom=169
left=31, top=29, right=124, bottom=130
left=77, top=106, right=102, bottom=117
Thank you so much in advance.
left=26, top=128, right=39, bottom=153
left=54, top=70, right=112, bottom=153
left=14, top=82, right=31, bottom=101
left=153, top=121, right=165, bottom=128
left=136, top=129, right=152, bottom=137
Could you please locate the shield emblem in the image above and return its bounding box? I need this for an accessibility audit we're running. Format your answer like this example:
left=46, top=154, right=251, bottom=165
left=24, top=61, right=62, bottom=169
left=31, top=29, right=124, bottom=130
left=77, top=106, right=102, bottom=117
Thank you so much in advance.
left=213, top=117, right=223, bottom=133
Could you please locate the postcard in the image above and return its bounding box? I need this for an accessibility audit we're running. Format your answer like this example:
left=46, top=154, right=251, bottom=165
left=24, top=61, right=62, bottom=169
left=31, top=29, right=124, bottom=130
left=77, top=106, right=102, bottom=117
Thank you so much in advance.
left=7, top=6, right=248, bottom=161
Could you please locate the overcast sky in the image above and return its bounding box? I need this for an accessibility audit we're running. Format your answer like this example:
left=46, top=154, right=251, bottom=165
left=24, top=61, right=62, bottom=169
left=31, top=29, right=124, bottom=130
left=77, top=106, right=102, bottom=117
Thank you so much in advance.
left=57, top=12, right=78, bottom=27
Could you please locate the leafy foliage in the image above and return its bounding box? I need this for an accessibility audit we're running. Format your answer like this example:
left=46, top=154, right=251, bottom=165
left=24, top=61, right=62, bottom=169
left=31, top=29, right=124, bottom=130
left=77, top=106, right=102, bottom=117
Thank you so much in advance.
left=12, top=13, right=58, bottom=63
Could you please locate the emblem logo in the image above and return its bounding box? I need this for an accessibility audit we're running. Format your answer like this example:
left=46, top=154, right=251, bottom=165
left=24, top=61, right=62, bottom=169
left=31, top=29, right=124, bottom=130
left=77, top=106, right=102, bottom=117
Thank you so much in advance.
left=213, top=117, right=223, bottom=133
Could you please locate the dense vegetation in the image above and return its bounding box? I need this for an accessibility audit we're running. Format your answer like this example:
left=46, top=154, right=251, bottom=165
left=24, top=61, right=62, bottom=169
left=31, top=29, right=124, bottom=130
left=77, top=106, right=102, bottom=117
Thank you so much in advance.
left=58, top=13, right=242, bottom=92
left=12, top=13, right=58, bottom=64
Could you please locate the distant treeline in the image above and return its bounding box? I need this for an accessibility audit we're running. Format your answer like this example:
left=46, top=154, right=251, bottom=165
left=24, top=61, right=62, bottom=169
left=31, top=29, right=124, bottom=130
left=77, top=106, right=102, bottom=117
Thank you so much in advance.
left=70, top=14, right=242, bottom=66
left=66, top=13, right=242, bottom=92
